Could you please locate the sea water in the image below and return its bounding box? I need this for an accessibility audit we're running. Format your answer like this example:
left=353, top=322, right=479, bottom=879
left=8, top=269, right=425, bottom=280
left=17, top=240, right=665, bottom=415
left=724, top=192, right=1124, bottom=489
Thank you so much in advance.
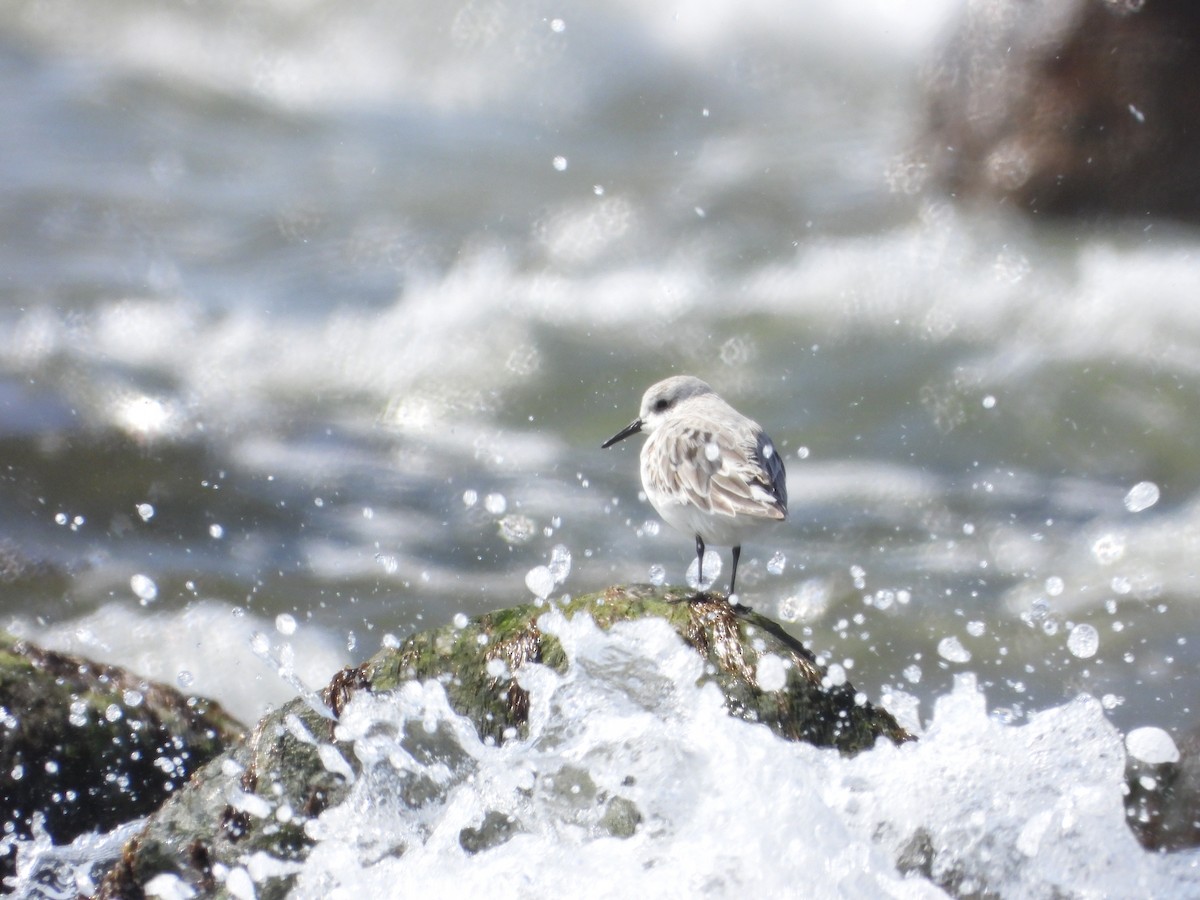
left=11, top=613, right=1198, bottom=898
left=3, top=0, right=1200, bottom=894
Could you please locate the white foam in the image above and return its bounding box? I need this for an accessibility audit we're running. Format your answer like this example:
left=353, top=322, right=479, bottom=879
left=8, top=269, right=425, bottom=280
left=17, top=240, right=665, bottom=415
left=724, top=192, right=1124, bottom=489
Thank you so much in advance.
left=284, top=614, right=1198, bottom=899
left=11, top=600, right=349, bottom=726
left=6, top=0, right=958, bottom=113
left=1125, top=726, right=1180, bottom=766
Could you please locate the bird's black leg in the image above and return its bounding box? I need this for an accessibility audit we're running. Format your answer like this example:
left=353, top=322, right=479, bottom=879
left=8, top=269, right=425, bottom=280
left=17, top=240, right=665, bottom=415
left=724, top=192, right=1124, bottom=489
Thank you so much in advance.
left=695, top=535, right=705, bottom=589
left=730, top=545, right=742, bottom=597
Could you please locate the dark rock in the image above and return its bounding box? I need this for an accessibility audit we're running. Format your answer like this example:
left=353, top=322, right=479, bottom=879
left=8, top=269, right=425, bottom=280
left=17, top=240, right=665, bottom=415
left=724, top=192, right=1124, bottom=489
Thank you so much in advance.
left=458, top=810, right=520, bottom=855
left=0, top=632, right=244, bottom=887
left=1125, top=729, right=1200, bottom=851
left=920, top=0, right=1200, bottom=218
left=99, top=586, right=911, bottom=898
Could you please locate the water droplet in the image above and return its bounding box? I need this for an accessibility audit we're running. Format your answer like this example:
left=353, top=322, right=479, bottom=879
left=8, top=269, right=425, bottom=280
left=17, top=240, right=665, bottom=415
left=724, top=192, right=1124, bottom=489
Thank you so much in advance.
left=1126, top=726, right=1180, bottom=764
left=824, top=663, right=847, bottom=687
left=1124, top=481, right=1160, bottom=513
left=966, top=620, right=986, bottom=637
left=552, top=155, right=568, bottom=172
left=498, top=514, right=536, bottom=544
left=1067, top=623, right=1099, bottom=659
left=704, top=441, right=721, bottom=462
left=1092, top=533, right=1125, bottom=565
left=54, top=512, right=68, bottom=525
left=636, top=519, right=660, bottom=538
left=122, top=689, right=144, bottom=708
left=849, top=564, right=866, bottom=590
left=209, top=523, right=225, bottom=539
left=548, top=544, right=571, bottom=584
left=1044, top=576, right=1064, bottom=596
left=462, top=489, right=478, bottom=507
left=68, top=699, right=87, bottom=727
left=484, top=493, right=507, bottom=515
left=937, top=636, right=972, bottom=663
left=767, top=552, right=786, bottom=576
left=755, top=654, right=787, bottom=692
left=104, top=704, right=123, bottom=723
left=136, top=503, right=155, bottom=521
left=903, top=664, right=922, bottom=684
left=525, top=565, right=556, bottom=599
left=176, top=670, right=194, bottom=688
left=275, top=613, right=297, bottom=636
left=130, top=574, right=158, bottom=604
left=982, top=394, right=996, bottom=409
left=777, top=579, right=829, bottom=622
left=249, top=632, right=271, bottom=657
left=549, top=17, right=566, bottom=32
left=452, top=612, right=469, bottom=629
left=648, top=564, right=666, bottom=586
left=685, top=550, right=722, bottom=591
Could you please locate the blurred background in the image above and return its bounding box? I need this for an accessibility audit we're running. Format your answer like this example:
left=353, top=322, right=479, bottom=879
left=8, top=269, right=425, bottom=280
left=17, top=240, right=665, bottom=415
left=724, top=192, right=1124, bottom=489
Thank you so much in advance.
left=1, top=0, right=1198, bottom=740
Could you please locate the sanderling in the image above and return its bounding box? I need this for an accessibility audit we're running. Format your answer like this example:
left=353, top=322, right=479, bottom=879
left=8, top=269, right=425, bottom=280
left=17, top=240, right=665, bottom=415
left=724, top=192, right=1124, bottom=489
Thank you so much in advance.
left=602, top=375, right=787, bottom=599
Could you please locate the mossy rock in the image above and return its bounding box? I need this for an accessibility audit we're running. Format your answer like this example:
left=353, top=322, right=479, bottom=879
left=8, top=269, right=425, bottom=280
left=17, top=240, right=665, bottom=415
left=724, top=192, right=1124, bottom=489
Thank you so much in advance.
left=0, top=632, right=244, bottom=884
left=100, top=586, right=912, bottom=899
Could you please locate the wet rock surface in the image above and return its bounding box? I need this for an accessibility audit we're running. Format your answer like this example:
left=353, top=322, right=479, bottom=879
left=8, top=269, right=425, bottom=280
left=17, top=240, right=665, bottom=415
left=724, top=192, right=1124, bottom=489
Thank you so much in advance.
left=920, top=0, right=1200, bottom=218
left=0, top=632, right=244, bottom=887
left=98, top=586, right=911, bottom=898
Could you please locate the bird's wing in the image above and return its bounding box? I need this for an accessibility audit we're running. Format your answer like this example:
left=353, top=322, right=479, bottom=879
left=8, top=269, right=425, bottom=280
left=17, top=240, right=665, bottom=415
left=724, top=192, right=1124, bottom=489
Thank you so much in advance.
left=646, top=419, right=787, bottom=521
left=755, top=429, right=788, bottom=513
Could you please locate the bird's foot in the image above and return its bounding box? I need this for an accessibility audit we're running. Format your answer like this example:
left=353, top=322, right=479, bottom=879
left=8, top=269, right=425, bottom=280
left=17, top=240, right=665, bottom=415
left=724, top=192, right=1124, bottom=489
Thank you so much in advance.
left=675, top=590, right=717, bottom=604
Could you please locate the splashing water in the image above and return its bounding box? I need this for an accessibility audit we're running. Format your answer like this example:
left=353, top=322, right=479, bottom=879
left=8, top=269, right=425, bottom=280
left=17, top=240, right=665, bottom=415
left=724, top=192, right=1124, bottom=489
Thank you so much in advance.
left=685, top=550, right=722, bottom=591
left=1125, top=726, right=1180, bottom=765
left=548, top=544, right=572, bottom=584
left=4, top=815, right=144, bottom=898
left=130, top=573, right=158, bottom=605
left=498, top=514, right=536, bottom=544
left=1066, top=623, right=1099, bottom=659
left=767, top=551, right=787, bottom=576
left=1124, top=481, right=1160, bottom=513
left=269, top=616, right=1199, bottom=899
left=937, top=635, right=972, bottom=664
left=525, top=565, right=556, bottom=599
left=249, top=631, right=336, bottom=722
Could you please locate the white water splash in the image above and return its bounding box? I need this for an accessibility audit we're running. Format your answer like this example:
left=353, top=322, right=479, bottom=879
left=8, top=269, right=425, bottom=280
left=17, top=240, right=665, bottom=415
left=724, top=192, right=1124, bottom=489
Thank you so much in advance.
left=276, top=615, right=1198, bottom=899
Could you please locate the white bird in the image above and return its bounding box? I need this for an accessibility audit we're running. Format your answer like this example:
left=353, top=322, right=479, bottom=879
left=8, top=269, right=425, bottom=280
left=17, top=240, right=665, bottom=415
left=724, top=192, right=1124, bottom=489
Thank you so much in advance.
left=602, top=375, right=787, bottom=598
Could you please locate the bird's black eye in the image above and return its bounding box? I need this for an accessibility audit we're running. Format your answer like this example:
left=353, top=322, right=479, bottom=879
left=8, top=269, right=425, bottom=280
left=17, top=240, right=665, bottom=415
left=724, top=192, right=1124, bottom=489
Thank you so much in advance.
left=653, top=398, right=670, bottom=412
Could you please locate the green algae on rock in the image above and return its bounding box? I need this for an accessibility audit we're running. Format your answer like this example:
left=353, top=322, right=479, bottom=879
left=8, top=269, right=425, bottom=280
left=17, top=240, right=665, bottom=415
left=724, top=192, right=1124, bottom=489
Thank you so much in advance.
left=99, top=586, right=911, bottom=898
left=352, top=585, right=909, bottom=751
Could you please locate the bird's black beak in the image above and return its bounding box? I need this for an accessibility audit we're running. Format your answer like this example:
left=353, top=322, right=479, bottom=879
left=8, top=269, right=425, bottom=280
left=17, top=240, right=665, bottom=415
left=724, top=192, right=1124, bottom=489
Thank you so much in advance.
left=601, top=418, right=642, bottom=448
